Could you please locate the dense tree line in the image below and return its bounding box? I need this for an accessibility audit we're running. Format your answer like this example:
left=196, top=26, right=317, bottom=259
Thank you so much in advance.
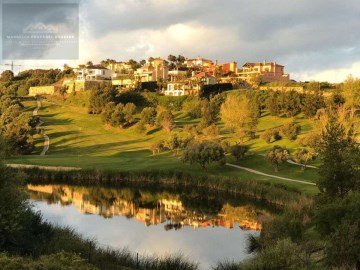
left=0, top=94, right=38, bottom=155
left=0, top=69, right=74, bottom=96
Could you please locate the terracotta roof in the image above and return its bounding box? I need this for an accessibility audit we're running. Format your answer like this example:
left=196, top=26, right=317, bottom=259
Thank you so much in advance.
left=242, top=62, right=284, bottom=67
left=87, top=65, right=109, bottom=70
left=194, top=71, right=214, bottom=78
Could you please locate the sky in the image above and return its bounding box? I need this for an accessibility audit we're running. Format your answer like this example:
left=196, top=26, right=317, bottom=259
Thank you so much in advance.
left=1, top=0, right=360, bottom=82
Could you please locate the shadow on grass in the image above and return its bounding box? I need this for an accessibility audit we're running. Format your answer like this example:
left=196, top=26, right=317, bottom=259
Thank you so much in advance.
left=146, top=127, right=161, bottom=135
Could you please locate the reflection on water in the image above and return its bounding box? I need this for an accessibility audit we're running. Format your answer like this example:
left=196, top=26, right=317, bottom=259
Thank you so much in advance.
left=27, top=184, right=274, bottom=268
left=28, top=184, right=270, bottom=231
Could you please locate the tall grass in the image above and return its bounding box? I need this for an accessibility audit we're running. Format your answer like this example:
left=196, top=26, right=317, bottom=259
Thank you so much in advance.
left=45, top=226, right=198, bottom=270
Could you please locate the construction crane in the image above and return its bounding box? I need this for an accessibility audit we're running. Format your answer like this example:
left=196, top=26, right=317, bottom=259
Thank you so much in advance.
left=0, top=61, right=59, bottom=74
left=1, top=61, right=22, bottom=72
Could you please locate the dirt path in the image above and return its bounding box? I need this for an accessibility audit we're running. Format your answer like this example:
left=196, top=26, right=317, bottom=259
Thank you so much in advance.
left=33, top=99, right=49, bottom=156
left=226, top=163, right=316, bottom=186
left=286, top=159, right=318, bottom=169
left=257, top=153, right=318, bottom=169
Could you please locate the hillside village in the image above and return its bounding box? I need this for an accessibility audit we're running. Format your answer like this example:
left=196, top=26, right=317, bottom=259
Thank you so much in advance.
left=29, top=56, right=291, bottom=96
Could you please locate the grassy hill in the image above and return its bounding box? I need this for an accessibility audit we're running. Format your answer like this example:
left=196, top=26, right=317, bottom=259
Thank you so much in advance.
left=7, top=93, right=321, bottom=194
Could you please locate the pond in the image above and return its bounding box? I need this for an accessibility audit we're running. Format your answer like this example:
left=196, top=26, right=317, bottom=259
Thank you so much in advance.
left=28, top=183, right=275, bottom=269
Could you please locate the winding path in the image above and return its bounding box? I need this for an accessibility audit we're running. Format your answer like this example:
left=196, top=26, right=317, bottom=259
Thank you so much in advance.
left=226, top=163, right=316, bottom=186
left=33, top=99, right=49, bottom=156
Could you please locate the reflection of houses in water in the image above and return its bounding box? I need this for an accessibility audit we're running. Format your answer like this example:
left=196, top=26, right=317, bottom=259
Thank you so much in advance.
left=28, top=185, right=264, bottom=231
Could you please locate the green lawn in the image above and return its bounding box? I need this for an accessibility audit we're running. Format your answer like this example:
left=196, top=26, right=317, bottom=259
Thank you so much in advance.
left=7, top=96, right=320, bottom=194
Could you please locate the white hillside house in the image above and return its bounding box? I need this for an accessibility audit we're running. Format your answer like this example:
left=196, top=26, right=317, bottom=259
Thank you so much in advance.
left=76, top=66, right=114, bottom=81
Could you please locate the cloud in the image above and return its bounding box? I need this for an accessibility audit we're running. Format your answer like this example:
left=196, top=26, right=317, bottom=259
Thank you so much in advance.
left=2, top=0, right=360, bottom=82
left=295, top=61, right=360, bottom=83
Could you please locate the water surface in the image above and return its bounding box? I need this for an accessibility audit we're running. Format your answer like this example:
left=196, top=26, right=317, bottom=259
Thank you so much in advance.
left=28, top=184, right=272, bottom=268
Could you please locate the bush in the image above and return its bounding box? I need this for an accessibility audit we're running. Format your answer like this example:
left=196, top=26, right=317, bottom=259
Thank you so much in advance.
left=220, top=140, right=231, bottom=154
left=182, top=141, right=225, bottom=169
left=150, top=140, right=167, bottom=155
left=183, top=124, right=199, bottom=137
left=297, top=132, right=321, bottom=149
left=117, top=91, right=148, bottom=107
left=230, top=144, right=249, bottom=161
left=203, top=124, right=219, bottom=138
left=293, top=148, right=316, bottom=170
left=101, top=102, right=136, bottom=128
left=182, top=97, right=202, bottom=119
left=140, top=107, right=157, bottom=126
left=261, top=128, right=281, bottom=144
left=265, top=145, right=290, bottom=172
left=157, top=110, right=175, bottom=132
left=281, top=122, right=301, bottom=140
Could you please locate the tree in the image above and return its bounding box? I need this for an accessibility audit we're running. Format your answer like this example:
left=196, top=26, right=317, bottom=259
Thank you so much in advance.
left=101, top=102, right=136, bottom=128
left=293, top=148, right=316, bottom=171
left=167, top=54, right=177, bottom=63
left=123, top=103, right=136, bottom=125
left=220, top=94, right=249, bottom=131
left=230, top=144, right=249, bottom=161
left=157, top=110, right=175, bottom=132
left=86, top=61, right=93, bottom=66
left=302, top=83, right=325, bottom=118
left=199, top=98, right=218, bottom=128
left=182, top=98, right=202, bottom=119
left=182, top=141, right=225, bottom=169
left=203, top=124, right=219, bottom=139
left=281, top=122, right=301, bottom=140
left=140, top=107, right=157, bottom=126
left=261, top=128, right=281, bottom=144
left=249, top=74, right=261, bottom=88
left=266, top=91, right=280, bottom=117
left=247, top=93, right=260, bottom=138
left=342, top=75, right=360, bottom=115
left=150, top=140, right=167, bottom=155
left=316, top=117, right=359, bottom=198
left=0, top=70, right=14, bottom=82
left=266, top=146, right=290, bottom=172
left=282, top=90, right=301, bottom=117
left=297, top=132, right=321, bottom=150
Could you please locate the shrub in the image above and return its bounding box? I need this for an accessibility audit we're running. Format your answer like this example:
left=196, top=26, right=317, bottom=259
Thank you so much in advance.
left=281, top=122, right=301, bottom=140
left=293, top=148, right=316, bottom=170
left=230, top=144, right=249, bottom=161
left=150, top=140, right=167, bottom=155
left=297, top=132, right=321, bottom=149
left=182, top=141, right=225, bottom=169
left=203, top=124, right=219, bottom=139
left=183, top=124, right=199, bottom=137
left=261, top=129, right=273, bottom=144
left=140, top=107, right=157, bottom=126
left=157, top=110, right=175, bottom=133
left=182, top=97, right=201, bottom=119
left=265, top=145, right=290, bottom=172
left=220, top=140, right=231, bottom=154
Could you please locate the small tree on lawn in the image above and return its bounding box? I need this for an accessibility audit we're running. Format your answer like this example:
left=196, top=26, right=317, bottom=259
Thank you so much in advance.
left=266, top=145, right=290, bottom=172
left=182, top=141, right=225, bottom=169
left=293, top=148, right=316, bottom=171
left=282, top=122, right=301, bottom=140
left=157, top=110, right=175, bottom=132
left=230, top=144, right=249, bottom=161
left=140, top=107, right=157, bottom=126
left=123, top=103, right=136, bottom=126
left=203, top=124, right=219, bottom=139
left=150, top=140, right=167, bottom=155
